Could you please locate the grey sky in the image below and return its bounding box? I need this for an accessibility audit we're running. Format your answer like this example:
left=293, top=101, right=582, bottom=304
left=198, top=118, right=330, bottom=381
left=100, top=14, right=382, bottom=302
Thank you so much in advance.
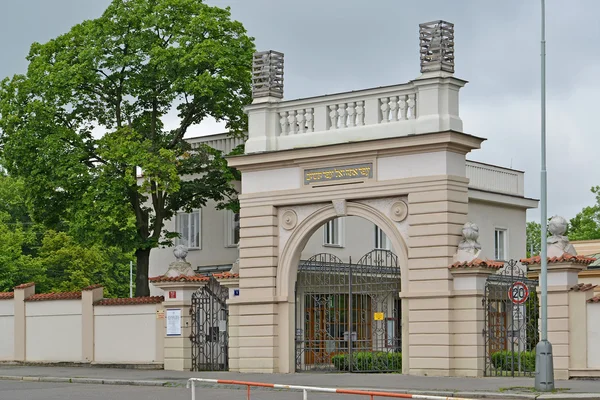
left=1, top=0, right=598, bottom=223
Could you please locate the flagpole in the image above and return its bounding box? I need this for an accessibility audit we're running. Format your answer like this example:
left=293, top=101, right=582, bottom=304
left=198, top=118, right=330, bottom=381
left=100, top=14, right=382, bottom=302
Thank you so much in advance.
left=535, top=0, right=554, bottom=391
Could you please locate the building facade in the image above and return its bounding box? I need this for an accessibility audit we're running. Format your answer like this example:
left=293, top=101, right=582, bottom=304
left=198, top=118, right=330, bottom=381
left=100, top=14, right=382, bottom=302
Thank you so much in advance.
left=149, top=21, right=540, bottom=377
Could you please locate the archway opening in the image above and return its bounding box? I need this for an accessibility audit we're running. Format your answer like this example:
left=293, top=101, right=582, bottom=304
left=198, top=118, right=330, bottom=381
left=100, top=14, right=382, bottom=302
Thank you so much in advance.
left=293, top=215, right=402, bottom=373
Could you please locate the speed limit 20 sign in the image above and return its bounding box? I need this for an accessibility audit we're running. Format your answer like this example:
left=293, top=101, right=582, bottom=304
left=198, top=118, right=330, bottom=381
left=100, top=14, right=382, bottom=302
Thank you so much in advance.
left=508, top=281, right=529, bottom=304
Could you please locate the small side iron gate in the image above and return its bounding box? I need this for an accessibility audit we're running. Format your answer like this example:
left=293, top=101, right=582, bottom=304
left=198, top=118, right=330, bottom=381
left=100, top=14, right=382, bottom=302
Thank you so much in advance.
left=484, top=259, right=539, bottom=377
left=190, top=276, right=229, bottom=371
left=295, top=249, right=402, bottom=373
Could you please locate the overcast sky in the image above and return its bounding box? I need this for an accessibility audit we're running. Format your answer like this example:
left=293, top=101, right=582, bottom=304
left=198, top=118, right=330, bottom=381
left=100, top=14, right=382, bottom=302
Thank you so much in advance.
left=1, top=0, right=598, bottom=223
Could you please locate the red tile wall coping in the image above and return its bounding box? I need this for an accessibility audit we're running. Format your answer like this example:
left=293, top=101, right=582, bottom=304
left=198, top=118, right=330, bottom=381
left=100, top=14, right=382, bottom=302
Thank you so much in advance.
left=588, top=296, right=600, bottom=303
left=14, top=282, right=35, bottom=290
left=0, top=292, right=14, bottom=300
left=213, top=272, right=239, bottom=279
left=95, top=296, right=164, bottom=306
left=149, top=275, right=209, bottom=283
left=571, top=283, right=597, bottom=292
left=521, top=254, right=596, bottom=266
left=82, top=284, right=103, bottom=291
left=25, top=292, right=82, bottom=302
left=449, top=259, right=504, bottom=270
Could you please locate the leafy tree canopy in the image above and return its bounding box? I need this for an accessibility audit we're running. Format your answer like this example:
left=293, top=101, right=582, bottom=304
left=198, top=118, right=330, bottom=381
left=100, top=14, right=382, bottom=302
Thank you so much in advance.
left=0, top=0, right=255, bottom=296
left=569, top=186, right=600, bottom=241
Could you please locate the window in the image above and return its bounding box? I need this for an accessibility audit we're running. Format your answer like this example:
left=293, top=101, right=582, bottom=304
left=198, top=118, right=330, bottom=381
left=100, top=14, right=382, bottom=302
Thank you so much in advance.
left=494, top=228, right=507, bottom=261
left=374, top=226, right=391, bottom=250
left=225, top=210, right=240, bottom=247
left=176, top=209, right=201, bottom=249
left=323, top=218, right=344, bottom=247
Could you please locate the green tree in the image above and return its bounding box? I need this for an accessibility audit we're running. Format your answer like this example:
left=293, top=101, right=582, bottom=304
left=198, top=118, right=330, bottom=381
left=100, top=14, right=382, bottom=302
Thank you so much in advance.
left=526, top=221, right=542, bottom=258
left=569, top=186, right=600, bottom=241
left=0, top=0, right=255, bottom=296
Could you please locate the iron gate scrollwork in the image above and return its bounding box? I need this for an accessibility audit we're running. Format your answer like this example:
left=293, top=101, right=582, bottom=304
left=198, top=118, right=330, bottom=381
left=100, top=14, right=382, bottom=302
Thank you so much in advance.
left=484, top=259, right=539, bottom=377
left=295, top=250, right=402, bottom=373
left=190, top=276, right=229, bottom=371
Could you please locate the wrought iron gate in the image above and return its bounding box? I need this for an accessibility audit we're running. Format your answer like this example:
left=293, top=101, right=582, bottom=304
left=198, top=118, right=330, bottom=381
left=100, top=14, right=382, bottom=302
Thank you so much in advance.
left=295, top=250, right=402, bottom=373
left=190, top=276, right=229, bottom=371
left=484, top=260, right=539, bottom=377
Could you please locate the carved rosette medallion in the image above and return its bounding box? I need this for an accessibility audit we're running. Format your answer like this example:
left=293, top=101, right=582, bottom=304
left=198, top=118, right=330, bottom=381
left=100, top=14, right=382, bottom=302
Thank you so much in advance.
left=281, top=210, right=298, bottom=230
left=390, top=201, right=408, bottom=222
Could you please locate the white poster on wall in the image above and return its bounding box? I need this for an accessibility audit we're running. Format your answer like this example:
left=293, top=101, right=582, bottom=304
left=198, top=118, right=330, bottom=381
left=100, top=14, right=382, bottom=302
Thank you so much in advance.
left=166, top=309, right=182, bottom=336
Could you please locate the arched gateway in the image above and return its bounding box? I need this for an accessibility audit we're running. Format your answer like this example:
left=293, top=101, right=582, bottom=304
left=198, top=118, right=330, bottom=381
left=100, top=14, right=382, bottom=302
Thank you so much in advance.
left=224, top=21, right=519, bottom=377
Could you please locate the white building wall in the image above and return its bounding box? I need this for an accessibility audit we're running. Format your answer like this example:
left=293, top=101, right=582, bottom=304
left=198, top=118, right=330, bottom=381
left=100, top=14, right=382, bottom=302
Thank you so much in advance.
left=467, top=200, right=527, bottom=261
left=25, top=300, right=82, bottom=362
left=94, top=304, right=162, bottom=364
left=0, top=300, right=14, bottom=360
left=587, top=303, right=600, bottom=368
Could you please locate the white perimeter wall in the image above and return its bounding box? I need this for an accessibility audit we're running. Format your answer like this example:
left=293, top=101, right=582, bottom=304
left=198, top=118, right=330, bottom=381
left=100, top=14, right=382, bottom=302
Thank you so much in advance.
left=587, top=303, right=600, bottom=368
left=0, top=300, right=14, bottom=360
left=94, top=304, right=162, bottom=364
left=25, top=300, right=82, bottom=362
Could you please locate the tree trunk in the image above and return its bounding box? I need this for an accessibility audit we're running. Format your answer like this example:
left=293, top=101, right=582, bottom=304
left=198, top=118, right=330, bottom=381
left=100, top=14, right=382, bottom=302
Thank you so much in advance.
left=135, top=248, right=151, bottom=297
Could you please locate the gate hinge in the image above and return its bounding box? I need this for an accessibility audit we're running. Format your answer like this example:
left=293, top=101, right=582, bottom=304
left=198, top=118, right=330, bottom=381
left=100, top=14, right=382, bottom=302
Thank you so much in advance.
left=482, top=328, right=486, bottom=337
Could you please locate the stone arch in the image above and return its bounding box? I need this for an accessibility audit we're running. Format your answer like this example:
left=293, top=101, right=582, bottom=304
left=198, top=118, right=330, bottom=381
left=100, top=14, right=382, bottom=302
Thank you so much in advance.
left=276, top=200, right=410, bottom=373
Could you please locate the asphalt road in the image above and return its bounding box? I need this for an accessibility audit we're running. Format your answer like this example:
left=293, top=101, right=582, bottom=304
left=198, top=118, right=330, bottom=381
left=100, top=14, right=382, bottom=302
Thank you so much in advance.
left=0, top=380, right=511, bottom=400
left=0, top=381, right=397, bottom=400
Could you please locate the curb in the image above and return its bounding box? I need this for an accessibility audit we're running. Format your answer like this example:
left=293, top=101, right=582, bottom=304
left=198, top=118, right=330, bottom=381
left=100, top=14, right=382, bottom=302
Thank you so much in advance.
left=1, top=375, right=599, bottom=399
left=0, top=375, right=169, bottom=387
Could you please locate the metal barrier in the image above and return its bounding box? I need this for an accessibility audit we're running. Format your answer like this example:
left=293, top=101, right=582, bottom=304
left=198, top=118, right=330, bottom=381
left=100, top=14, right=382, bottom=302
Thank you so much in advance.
left=186, top=378, right=480, bottom=400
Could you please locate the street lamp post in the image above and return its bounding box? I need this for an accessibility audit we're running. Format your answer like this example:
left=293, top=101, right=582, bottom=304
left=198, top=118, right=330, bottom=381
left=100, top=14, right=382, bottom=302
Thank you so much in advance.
left=535, top=0, right=554, bottom=391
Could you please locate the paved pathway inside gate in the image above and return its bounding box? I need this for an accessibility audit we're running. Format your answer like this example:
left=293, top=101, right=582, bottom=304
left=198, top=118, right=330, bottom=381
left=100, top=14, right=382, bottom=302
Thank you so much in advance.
left=0, top=364, right=598, bottom=399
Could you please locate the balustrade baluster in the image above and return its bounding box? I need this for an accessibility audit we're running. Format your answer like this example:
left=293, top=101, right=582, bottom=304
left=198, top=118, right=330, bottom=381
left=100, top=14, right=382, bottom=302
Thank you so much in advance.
left=398, top=95, right=407, bottom=120
left=329, top=105, right=339, bottom=129
left=380, top=97, right=390, bottom=123
left=407, top=94, right=416, bottom=119
left=389, top=96, right=399, bottom=121
left=338, top=103, right=347, bottom=129
left=347, top=102, right=356, bottom=127
left=279, top=111, right=289, bottom=135
left=355, top=101, right=365, bottom=126
left=305, top=108, right=314, bottom=132
left=287, top=110, right=297, bottom=134
left=296, top=110, right=306, bottom=134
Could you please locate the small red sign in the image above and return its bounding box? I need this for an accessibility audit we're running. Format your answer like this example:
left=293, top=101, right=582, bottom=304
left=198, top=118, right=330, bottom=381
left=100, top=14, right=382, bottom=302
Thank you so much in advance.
left=508, top=282, right=529, bottom=305
left=168, top=291, right=177, bottom=299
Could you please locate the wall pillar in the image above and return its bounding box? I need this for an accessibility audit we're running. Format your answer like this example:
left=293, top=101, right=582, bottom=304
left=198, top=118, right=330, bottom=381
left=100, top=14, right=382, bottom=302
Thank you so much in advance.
left=449, top=262, right=499, bottom=377
left=81, top=284, right=104, bottom=363
left=13, top=282, right=35, bottom=362
left=151, top=277, right=207, bottom=371
left=228, top=204, right=280, bottom=373
left=526, top=256, right=595, bottom=380
left=404, top=180, right=469, bottom=376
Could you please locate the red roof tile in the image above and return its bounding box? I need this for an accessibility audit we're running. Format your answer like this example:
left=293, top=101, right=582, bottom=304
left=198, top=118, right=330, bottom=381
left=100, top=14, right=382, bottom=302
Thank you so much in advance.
left=149, top=275, right=209, bottom=283
left=82, top=284, right=103, bottom=291
left=26, top=292, right=82, bottom=302
left=449, top=259, right=504, bottom=270
left=14, top=282, right=35, bottom=290
left=521, top=254, right=596, bottom=266
left=588, top=296, right=600, bottom=303
left=95, top=296, right=164, bottom=306
left=213, top=272, right=239, bottom=279
left=571, top=283, right=597, bottom=292
left=0, top=292, right=14, bottom=300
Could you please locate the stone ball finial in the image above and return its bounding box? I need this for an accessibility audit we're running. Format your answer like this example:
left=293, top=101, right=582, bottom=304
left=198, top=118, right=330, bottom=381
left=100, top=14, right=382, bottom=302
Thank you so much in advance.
left=454, top=222, right=482, bottom=263
left=547, top=215, right=577, bottom=257
left=548, top=215, right=568, bottom=237
left=173, top=245, right=188, bottom=262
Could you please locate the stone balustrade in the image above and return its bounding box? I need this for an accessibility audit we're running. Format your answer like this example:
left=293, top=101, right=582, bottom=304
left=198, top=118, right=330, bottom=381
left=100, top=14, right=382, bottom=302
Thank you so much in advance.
left=245, top=75, right=466, bottom=154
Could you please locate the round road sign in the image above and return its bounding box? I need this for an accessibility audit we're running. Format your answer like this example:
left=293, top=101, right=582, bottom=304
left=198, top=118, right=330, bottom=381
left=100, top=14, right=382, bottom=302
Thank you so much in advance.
left=508, top=281, right=529, bottom=304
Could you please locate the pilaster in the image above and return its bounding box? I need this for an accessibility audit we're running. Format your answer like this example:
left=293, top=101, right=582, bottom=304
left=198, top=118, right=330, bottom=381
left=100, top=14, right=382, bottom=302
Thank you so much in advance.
left=13, top=282, right=35, bottom=362
left=449, top=262, right=501, bottom=377
left=404, top=180, right=469, bottom=377
left=81, top=284, right=104, bottom=362
left=524, top=255, right=596, bottom=380
left=150, top=276, right=208, bottom=371
left=229, top=204, right=279, bottom=373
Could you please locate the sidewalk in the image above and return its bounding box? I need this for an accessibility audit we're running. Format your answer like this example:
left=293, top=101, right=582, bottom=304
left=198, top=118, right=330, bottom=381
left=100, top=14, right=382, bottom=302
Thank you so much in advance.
left=0, top=364, right=599, bottom=399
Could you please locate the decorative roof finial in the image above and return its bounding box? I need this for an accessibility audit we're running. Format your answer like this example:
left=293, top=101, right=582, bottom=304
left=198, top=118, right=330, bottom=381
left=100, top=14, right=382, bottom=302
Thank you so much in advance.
left=252, top=50, right=284, bottom=99
left=419, top=20, right=455, bottom=74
